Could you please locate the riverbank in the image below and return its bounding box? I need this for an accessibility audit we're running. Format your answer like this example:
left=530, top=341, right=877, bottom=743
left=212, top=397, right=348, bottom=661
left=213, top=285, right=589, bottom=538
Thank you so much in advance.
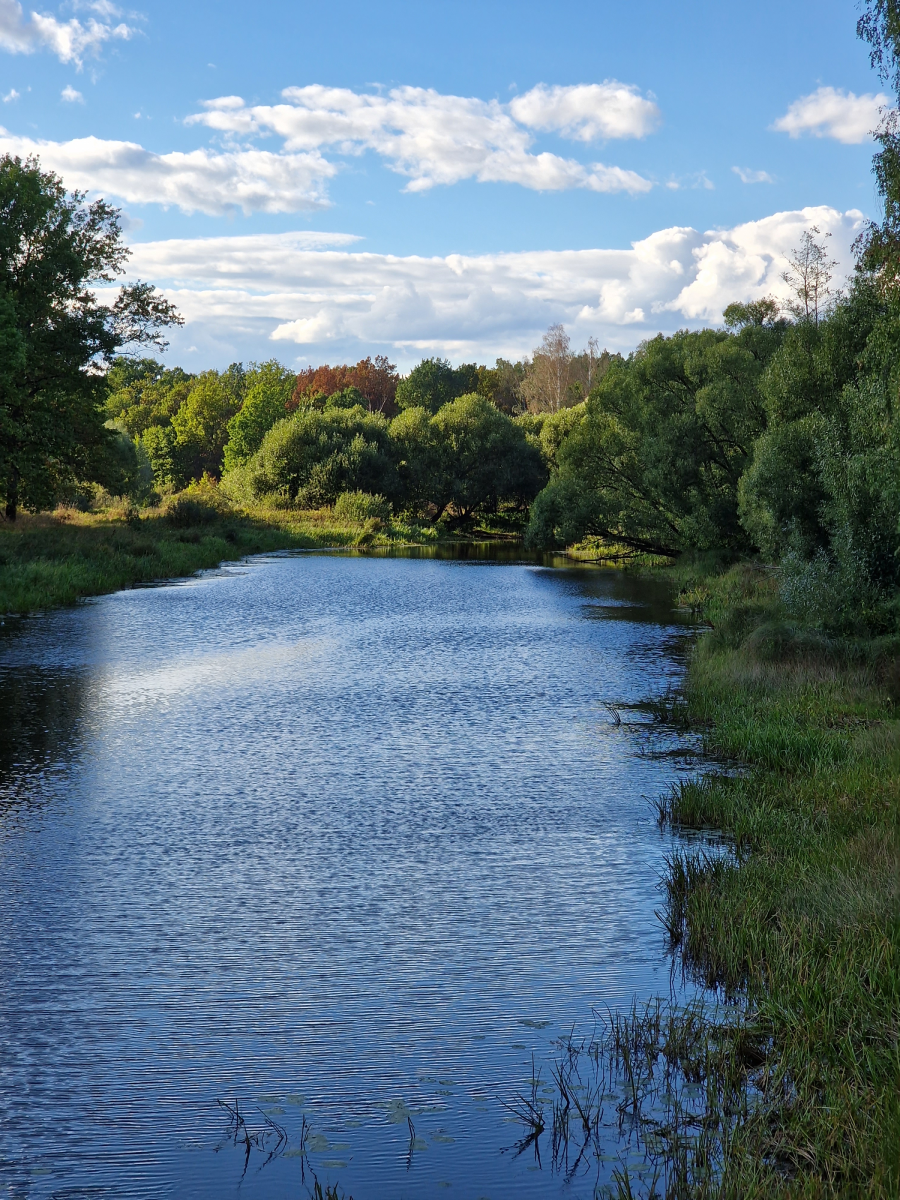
left=652, top=559, right=899, bottom=1196
left=0, top=494, right=445, bottom=614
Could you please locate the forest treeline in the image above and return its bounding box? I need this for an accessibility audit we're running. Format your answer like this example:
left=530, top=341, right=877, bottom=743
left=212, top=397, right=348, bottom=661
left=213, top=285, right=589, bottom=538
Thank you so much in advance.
left=94, top=325, right=610, bottom=524
left=82, top=232, right=900, bottom=631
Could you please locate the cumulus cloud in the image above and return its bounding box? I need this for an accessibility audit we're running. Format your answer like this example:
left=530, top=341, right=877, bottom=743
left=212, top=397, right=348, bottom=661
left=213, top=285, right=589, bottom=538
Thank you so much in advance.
left=772, top=86, right=890, bottom=144
left=508, top=82, right=659, bottom=141
left=732, top=166, right=773, bottom=184
left=61, top=84, right=83, bottom=103
left=2, top=87, right=19, bottom=101
left=0, top=128, right=337, bottom=214
left=116, top=206, right=862, bottom=366
left=0, top=0, right=133, bottom=66
left=187, top=82, right=656, bottom=195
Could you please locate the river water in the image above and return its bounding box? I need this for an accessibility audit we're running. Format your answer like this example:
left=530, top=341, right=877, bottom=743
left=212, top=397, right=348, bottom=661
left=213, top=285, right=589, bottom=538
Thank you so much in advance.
left=0, top=548, right=701, bottom=1199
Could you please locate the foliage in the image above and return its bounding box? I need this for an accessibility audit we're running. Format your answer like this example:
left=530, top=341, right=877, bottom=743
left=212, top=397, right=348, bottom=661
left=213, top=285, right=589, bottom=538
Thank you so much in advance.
left=528, top=317, right=784, bottom=555
left=170, top=371, right=242, bottom=483
left=388, top=405, right=445, bottom=514
left=222, top=360, right=296, bottom=471
left=856, top=1, right=900, bottom=282
left=245, top=406, right=397, bottom=507
left=429, top=392, right=546, bottom=519
left=0, top=154, right=180, bottom=519
left=333, top=490, right=392, bottom=522
left=105, top=358, right=195, bottom=436
left=474, top=357, right=528, bottom=413
left=291, top=355, right=399, bottom=414
left=738, top=278, right=900, bottom=629
left=521, top=327, right=614, bottom=413
left=394, top=357, right=480, bottom=413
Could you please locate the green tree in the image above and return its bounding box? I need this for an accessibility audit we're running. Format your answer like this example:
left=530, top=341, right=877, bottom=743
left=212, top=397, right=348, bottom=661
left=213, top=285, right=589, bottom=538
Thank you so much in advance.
left=395, top=358, right=477, bottom=414
left=856, top=1, right=900, bottom=282
left=0, top=155, right=180, bottom=518
left=476, top=358, right=528, bottom=414
left=528, top=316, right=784, bottom=553
left=104, top=358, right=195, bottom=437
left=389, top=405, right=445, bottom=514
left=738, top=279, right=900, bottom=621
left=430, top=393, right=546, bottom=520
left=247, top=407, right=397, bottom=506
left=738, top=276, right=887, bottom=562
left=222, top=360, right=295, bottom=471
left=170, top=371, right=241, bottom=483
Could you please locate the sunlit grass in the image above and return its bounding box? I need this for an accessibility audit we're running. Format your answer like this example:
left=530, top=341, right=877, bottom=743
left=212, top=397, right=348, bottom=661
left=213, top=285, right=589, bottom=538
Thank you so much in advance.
left=648, top=562, right=900, bottom=1197
left=0, top=492, right=441, bottom=614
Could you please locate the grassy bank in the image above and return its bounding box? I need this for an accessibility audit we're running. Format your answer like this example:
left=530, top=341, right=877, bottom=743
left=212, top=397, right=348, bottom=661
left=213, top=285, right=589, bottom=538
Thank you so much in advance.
left=0, top=494, right=444, bottom=614
left=647, top=561, right=899, bottom=1197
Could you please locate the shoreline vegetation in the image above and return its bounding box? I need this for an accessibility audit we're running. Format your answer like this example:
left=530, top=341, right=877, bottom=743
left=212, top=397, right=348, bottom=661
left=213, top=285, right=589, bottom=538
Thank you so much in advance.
left=630, top=558, right=899, bottom=1198
left=0, top=487, right=528, bottom=616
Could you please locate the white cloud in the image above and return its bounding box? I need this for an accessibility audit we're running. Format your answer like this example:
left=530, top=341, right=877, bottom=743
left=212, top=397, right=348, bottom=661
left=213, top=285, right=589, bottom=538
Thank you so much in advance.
left=61, top=83, right=83, bottom=103
left=187, top=82, right=655, bottom=195
left=0, top=0, right=133, bottom=66
left=2, top=87, right=19, bottom=101
left=508, top=82, right=659, bottom=141
left=772, top=86, right=890, bottom=144
left=732, top=166, right=774, bottom=184
left=0, top=128, right=338, bottom=213
left=113, top=206, right=862, bottom=366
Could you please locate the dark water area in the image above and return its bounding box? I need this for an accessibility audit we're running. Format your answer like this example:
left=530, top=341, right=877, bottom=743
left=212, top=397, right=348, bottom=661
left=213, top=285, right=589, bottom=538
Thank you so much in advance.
left=0, top=548, right=704, bottom=1199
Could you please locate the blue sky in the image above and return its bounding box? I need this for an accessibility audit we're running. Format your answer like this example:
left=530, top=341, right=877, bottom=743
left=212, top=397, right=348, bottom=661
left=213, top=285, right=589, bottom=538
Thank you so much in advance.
left=0, top=0, right=887, bottom=367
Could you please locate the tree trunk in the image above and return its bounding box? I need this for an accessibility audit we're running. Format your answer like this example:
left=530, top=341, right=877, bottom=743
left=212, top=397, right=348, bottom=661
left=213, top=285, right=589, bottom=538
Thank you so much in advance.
left=5, top=465, right=18, bottom=521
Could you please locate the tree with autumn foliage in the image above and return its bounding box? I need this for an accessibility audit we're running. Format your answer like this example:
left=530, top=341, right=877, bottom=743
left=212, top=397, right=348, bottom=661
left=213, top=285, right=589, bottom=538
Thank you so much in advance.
left=291, top=356, right=399, bottom=414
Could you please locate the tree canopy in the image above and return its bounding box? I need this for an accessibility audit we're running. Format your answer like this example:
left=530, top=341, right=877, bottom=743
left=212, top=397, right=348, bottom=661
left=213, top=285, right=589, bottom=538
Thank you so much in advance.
left=0, top=155, right=180, bottom=518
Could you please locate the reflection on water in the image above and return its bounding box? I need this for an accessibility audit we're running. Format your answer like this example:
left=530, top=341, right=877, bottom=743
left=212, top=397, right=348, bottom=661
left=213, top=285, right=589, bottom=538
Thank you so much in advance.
left=0, top=549, right=700, bottom=1198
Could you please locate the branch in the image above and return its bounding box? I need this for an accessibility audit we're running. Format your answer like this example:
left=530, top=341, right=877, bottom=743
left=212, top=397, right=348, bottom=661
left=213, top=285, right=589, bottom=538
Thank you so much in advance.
left=112, top=281, right=183, bottom=352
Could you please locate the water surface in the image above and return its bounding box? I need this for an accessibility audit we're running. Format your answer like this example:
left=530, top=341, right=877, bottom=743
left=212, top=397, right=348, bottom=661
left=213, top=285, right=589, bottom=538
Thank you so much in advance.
left=0, top=549, right=699, bottom=1198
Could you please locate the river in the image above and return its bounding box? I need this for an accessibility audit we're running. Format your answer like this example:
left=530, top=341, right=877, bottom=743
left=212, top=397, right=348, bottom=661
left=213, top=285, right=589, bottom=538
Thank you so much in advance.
left=0, top=547, right=702, bottom=1198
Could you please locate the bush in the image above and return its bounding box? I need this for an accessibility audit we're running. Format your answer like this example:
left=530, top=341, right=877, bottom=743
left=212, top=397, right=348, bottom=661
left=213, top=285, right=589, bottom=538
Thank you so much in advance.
left=333, top=490, right=392, bottom=522
left=163, top=494, right=219, bottom=527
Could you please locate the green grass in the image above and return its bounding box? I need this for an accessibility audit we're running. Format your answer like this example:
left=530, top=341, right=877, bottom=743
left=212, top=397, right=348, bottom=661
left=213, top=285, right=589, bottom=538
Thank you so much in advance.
left=0, top=493, right=440, bottom=614
left=649, top=562, right=900, bottom=1197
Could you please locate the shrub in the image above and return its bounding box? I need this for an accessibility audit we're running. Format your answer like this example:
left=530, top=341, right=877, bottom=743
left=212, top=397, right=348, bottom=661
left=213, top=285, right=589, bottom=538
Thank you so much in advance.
left=333, top=490, right=392, bottom=522
left=163, top=494, right=219, bottom=527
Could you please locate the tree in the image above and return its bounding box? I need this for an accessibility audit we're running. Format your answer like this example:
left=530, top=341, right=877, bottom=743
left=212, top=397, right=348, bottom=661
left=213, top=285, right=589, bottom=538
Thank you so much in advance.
left=389, top=405, right=445, bottom=514
left=170, top=371, right=241, bottom=482
left=522, top=324, right=572, bottom=413
left=247, top=407, right=397, bottom=506
left=780, top=226, right=838, bottom=326
left=351, top=355, right=400, bottom=414
left=855, top=3, right=900, bottom=283
left=475, top=358, right=528, bottom=414
left=223, top=360, right=295, bottom=471
left=737, top=277, right=897, bottom=602
left=104, top=358, right=195, bottom=437
left=528, top=321, right=784, bottom=554
left=430, top=393, right=546, bottom=520
left=395, top=358, right=474, bottom=413
left=0, top=155, right=181, bottom=518
left=291, top=356, right=399, bottom=414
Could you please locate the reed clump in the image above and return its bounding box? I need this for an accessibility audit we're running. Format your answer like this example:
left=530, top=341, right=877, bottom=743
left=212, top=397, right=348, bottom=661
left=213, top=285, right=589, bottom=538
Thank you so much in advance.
left=650, top=561, right=900, bottom=1197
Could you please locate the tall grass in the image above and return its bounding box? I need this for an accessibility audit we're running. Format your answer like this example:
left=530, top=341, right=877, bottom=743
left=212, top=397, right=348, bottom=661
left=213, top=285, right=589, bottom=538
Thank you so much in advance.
left=649, top=562, right=900, bottom=1197
left=0, top=490, right=440, bottom=614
